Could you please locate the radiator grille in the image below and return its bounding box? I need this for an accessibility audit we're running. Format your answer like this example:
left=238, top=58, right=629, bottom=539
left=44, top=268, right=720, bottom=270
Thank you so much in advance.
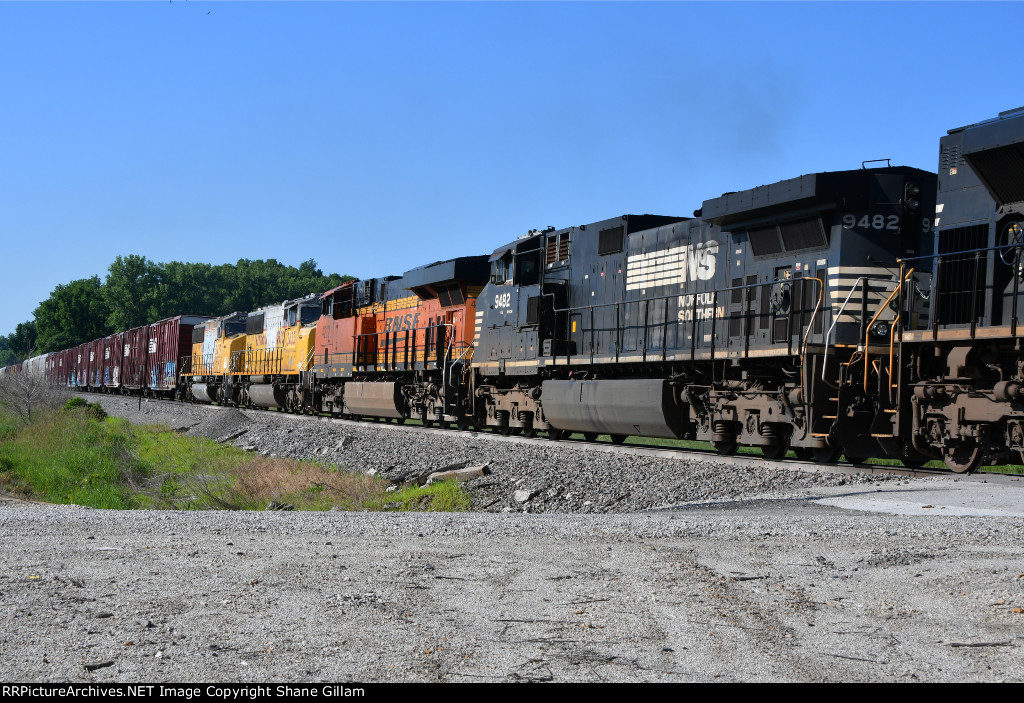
left=780, top=218, right=826, bottom=251
left=749, top=226, right=783, bottom=256
left=936, top=224, right=989, bottom=325
left=598, top=226, right=624, bottom=255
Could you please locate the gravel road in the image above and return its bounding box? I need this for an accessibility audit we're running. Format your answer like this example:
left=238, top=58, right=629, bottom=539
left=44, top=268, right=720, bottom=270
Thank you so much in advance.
left=2, top=396, right=1022, bottom=682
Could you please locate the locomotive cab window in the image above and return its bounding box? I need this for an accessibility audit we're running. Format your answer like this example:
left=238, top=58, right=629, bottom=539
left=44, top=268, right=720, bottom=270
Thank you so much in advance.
left=491, top=251, right=513, bottom=285
left=515, top=250, right=542, bottom=286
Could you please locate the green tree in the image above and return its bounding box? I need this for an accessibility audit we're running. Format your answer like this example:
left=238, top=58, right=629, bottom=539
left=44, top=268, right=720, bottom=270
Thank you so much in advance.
left=34, top=277, right=111, bottom=352
left=0, top=338, right=15, bottom=367
left=104, top=255, right=159, bottom=331
left=6, top=320, right=38, bottom=360
left=155, top=261, right=223, bottom=319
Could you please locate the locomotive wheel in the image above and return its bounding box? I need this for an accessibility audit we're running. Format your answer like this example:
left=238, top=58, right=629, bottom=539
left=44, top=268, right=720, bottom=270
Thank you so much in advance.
left=583, top=433, right=599, bottom=442
left=712, top=439, right=737, bottom=455
left=610, top=434, right=627, bottom=445
left=523, top=425, right=538, bottom=438
left=792, top=448, right=814, bottom=460
left=500, top=423, right=512, bottom=437
left=813, top=447, right=842, bottom=463
left=760, top=444, right=788, bottom=461
left=546, top=428, right=565, bottom=440
left=438, top=420, right=450, bottom=430
left=843, top=454, right=868, bottom=465
left=943, top=441, right=982, bottom=474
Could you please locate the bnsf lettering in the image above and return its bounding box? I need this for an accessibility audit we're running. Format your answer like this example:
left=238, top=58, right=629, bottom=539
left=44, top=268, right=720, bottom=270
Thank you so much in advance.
left=384, top=313, right=421, bottom=333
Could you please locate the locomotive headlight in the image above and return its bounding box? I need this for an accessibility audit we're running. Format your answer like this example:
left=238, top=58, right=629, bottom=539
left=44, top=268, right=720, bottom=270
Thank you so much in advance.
left=871, top=320, right=891, bottom=338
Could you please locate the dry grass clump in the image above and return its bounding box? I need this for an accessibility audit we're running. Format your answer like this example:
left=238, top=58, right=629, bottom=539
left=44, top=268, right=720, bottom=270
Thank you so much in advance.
left=226, top=455, right=385, bottom=510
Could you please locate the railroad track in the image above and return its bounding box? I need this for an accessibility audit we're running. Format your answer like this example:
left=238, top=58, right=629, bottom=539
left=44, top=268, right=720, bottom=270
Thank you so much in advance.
left=83, top=391, right=1024, bottom=481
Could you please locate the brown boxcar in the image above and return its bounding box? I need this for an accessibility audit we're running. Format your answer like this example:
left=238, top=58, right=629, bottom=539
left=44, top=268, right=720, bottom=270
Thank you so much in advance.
left=122, top=325, right=149, bottom=390
left=46, top=350, right=66, bottom=385
left=55, top=348, right=72, bottom=386
left=147, top=315, right=210, bottom=394
left=88, top=338, right=104, bottom=388
left=102, top=331, right=125, bottom=390
left=73, top=342, right=90, bottom=388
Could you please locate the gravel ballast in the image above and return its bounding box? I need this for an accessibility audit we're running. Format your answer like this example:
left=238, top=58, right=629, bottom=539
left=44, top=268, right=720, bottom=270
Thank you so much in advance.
left=92, top=396, right=901, bottom=513
left=4, top=395, right=1022, bottom=683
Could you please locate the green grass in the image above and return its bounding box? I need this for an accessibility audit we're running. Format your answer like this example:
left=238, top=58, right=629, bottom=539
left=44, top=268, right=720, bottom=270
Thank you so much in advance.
left=0, top=411, right=145, bottom=508
left=0, top=408, right=473, bottom=511
left=364, top=479, right=473, bottom=512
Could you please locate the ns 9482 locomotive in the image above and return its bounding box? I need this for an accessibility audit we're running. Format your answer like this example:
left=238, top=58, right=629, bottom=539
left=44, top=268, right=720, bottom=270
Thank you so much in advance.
left=472, top=166, right=936, bottom=467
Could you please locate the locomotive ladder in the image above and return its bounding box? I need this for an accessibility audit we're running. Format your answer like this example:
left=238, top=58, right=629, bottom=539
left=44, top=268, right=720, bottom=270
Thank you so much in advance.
left=815, top=276, right=871, bottom=439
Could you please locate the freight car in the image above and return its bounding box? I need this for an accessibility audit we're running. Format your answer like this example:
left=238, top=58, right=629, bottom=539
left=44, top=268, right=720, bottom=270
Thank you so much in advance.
left=11, top=316, right=210, bottom=398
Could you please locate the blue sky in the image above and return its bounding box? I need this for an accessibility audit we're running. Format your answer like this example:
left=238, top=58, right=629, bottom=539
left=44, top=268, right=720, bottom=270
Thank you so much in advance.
left=0, top=1, right=1020, bottom=336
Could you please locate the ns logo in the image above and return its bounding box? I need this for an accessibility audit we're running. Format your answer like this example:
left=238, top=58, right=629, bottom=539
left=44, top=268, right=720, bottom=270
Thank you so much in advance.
left=626, top=240, right=719, bottom=292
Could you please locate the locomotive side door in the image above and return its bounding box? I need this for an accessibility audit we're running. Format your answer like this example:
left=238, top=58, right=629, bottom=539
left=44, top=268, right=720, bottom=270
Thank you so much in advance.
left=726, top=243, right=751, bottom=354
left=771, top=265, right=794, bottom=344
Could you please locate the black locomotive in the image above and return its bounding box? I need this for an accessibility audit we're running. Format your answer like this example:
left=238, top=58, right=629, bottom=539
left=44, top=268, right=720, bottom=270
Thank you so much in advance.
left=471, top=107, right=1024, bottom=473
left=473, top=166, right=937, bottom=465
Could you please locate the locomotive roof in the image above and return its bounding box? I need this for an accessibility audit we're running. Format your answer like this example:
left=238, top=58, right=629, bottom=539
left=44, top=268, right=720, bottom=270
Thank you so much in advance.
left=402, top=255, right=490, bottom=299
left=947, top=107, right=1024, bottom=208
left=701, top=166, right=935, bottom=229
left=319, top=279, right=357, bottom=300
left=488, top=214, right=687, bottom=259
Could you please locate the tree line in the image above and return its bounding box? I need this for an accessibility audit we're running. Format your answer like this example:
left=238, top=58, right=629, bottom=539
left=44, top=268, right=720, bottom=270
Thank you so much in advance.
left=0, top=255, right=353, bottom=363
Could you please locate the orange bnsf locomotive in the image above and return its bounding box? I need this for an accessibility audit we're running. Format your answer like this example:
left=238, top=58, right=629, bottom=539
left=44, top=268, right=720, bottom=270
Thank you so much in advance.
left=310, top=257, right=488, bottom=428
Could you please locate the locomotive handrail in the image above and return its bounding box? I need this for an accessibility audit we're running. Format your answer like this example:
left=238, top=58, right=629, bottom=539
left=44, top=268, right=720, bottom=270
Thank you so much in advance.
left=822, top=276, right=868, bottom=380
left=863, top=268, right=914, bottom=393
left=349, top=320, right=468, bottom=372
left=899, top=241, right=1024, bottom=265
left=798, top=277, right=825, bottom=404
left=302, top=345, right=316, bottom=373
left=900, top=241, right=1022, bottom=336
left=552, top=276, right=823, bottom=366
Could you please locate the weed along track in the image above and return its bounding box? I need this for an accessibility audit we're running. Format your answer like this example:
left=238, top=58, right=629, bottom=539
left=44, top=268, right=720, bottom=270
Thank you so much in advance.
left=0, top=396, right=471, bottom=512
